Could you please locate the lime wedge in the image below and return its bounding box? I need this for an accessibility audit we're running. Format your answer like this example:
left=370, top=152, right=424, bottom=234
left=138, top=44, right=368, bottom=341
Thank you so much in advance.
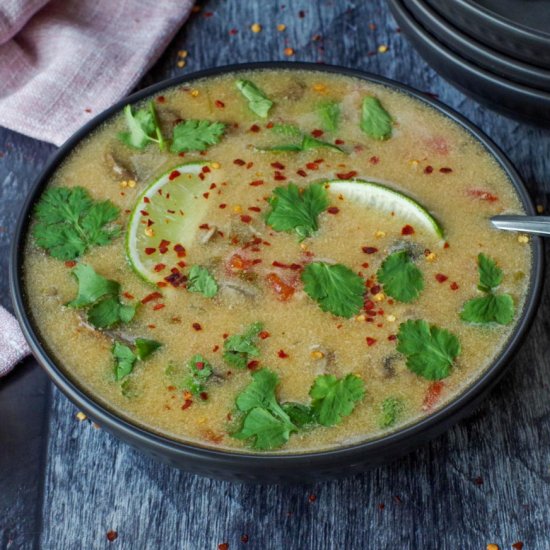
left=126, top=162, right=214, bottom=284
left=326, top=179, right=444, bottom=239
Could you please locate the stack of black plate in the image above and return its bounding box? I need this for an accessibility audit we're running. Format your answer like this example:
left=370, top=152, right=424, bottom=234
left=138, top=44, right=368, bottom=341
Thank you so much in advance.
left=388, top=0, right=550, bottom=126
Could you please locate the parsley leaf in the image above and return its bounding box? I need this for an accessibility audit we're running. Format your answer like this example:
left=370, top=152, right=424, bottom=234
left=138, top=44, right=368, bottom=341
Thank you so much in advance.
left=33, top=187, right=120, bottom=261
left=135, top=338, right=162, bottom=360
left=68, top=264, right=137, bottom=329
left=318, top=100, right=340, bottom=132
left=232, top=368, right=296, bottom=450
left=301, top=262, right=365, bottom=318
left=397, top=320, right=461, bottom=380
left=170, top=120, right=226, bottom=153
left=379, top=397, right=404, bottom=428
left=477, top=253, right=504, bottom=292
left=113, top=342, right=137, bottom=381
left=182, top=354, right=214, bottom=395
left=187, top=265, right=218, bottom=298
left=460, top=254, right=514, bottom=325
left=223, top=322, right=264, bottom=369
left=360, top=96, right=393, bottom=140
left=377, top=251, right=424, bottom=303
left=266, top=183, right=329, bottom=240
left=236, top=79, right=274, bottom=118
left=309, top=374, right=365, bottom=427
left=119, top=101, right=165, bottom=150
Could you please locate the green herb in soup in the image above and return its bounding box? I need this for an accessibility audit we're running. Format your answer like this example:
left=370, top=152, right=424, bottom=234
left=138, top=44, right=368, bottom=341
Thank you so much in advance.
left=23, top=69, right=531, bottom=453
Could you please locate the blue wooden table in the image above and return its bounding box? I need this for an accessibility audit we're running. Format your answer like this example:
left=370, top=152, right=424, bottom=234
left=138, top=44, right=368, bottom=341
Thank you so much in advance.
left=1, top=1, right=549, bottom=548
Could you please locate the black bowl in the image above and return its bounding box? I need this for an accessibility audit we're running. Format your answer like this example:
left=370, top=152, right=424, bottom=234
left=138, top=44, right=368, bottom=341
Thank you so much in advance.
left=389, top=0, right=550, bottom=126
left=425, top=0, right=550, bottom=69
left=405, top=0, right=550, bottom=91
left=9, top=62, right=544, bottom=482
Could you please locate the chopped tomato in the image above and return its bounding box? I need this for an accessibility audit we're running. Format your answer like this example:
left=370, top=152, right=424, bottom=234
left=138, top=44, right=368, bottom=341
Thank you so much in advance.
left=422, top=381, right=444, bottom=411
left=266, top=273, right=295, bottom=301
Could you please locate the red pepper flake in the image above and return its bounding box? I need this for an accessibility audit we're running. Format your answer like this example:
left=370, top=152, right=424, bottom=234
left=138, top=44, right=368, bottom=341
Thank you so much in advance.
left=168, top=170, right=181, bottom=180
left=272, top=261, right=302, bottom=271
left=164, top=271, right=187, bottom=288
left=240, top=214, right=252, bottom=223
left=306, top=162, right=319, bottom=170
left=158, top=239, right=170, bottom=253
left=311, top=129, right=324, bottom=138
left=249, top=180, right=264, bottom=187
left=271, top=161, right=285, bottom=170
left=296, top=169, right=307, bottom=177
left=202, top=166, right=211, bottom=175
left=467, top=189, right=499, bottom=202
left=369, top=155, right=380, bottom=164
left=334, top=138, right=345, bottom=145
left=370, top=285, right=381, bottom=295
left=401, top=224, right=415, bottom=235
left=192, top=322, right=202, bottom=331
left=512, top=542, right=524, bottom=550
left=361, top=262, right=369, bottom=268
left=141, top=291, right=162, bottom=304
left=219, top=203, right=227, bottom=209
left=202, top=192, right=210, bottom=199
left=248, top=206, right=261, bottom=212
left=106, top=530, right=118, bottom=542
left=308, top=494, right=317, bottom=503
left=234, top=158, right=246, bottom=166
left=473, top=476, right=484, bottom=486
left=199, top=223, right=210, bottom=230
left=215, top=99, right=225, bottom=108
left=362, top=246, right=378, bottom=254
left=336, top=171, right=357, bottom=180
left=122, top=292, right=135, bottom=300
left=212, top=344, right=220, bottom=352
left=182, top=399, right=193, bottom=410
left=274, top=171, right=286, bottom=181
left=439, top=167, right=453, bottom=174
left=259, top=330, right=270, bottom=339
left=64, top=260, right=77, bottom=268
left=366, top=337, right=377, bottom=347
left=229, top=28, right=238, bottom=35
left=174, top=244, right=186, bottom=257
left=241, top=535, right=249, bottom=544
left=424, top=165, right=434, bottom=174
left=422, top=381, right=444, bottom=411
left=444, top=242, right=450, bottom=249
left=218, top=544, right=229, bottom=550
left=388, top=334, right=397, bottom=341
left=435, top=273, right=448, bottom=283
left=140, top=210, right=149, bottom=217
left=450, top=281, right=459, bottom=290
left=378, top=503, right=385, bottom=510
left=249, top=124, right=260, bottom=133
left=156, top=95, right=166, bottom=103
left=153, top=303, right=165, bottom=311
left=200, top=391, right=208, bottom=401
left=278, top=349, right=289, bottom=358
left=365, top=300, right=375, bottom=311
left=247, top=360, right=260, bottom=370
left=327, top=206, right=340, bottom=214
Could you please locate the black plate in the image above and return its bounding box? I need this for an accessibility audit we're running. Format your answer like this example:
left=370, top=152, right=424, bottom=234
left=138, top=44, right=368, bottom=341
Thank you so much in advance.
left=9, top=61, right=544, bottom=482
left=389, top=0, right=550, bottom=126
left=405, top=0, right=550, bottom=91
left=426, top=0, right=550, bottom=69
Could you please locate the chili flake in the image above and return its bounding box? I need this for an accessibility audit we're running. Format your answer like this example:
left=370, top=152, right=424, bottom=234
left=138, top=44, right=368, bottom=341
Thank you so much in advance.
left=327, top=206, right=340, bottom=214
left=401, top=224, right=415, bottom=235
left=435, top=273, right=448, bottom=283
left=278, top=349, right=289, bottom=358
left=362, top=246, right=378, bottom=254
left=168, top=170, right=181, bottom=180
left=366, top=337, right=377, bottom=346
left=424, top=165, right=434, bottom=174
left=450, top=281, right=459, bottom=290
left=192, top=322, right=202, bottom=331
left=106, top=530, right=118, bottom=542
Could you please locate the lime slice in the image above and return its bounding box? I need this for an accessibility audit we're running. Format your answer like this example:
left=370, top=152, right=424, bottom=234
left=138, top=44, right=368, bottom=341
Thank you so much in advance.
left=326, top=179, right=444, bottom=239
left=126, top=162, right=215, bottom=284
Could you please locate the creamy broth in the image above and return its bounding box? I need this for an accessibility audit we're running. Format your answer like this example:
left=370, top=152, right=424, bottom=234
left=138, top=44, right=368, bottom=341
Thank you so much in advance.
left=24, top=69, right=532, bottom=452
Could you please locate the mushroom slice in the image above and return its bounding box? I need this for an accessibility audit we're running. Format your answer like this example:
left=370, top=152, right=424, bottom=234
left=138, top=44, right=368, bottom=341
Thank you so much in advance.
left=309, top=344, right=335, bottom=374
left=104, top=151, right=136, bottom=181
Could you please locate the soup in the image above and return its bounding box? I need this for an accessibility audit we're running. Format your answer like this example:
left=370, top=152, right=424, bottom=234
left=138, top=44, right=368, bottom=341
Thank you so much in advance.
left=23, top=69, right=532, bottom=453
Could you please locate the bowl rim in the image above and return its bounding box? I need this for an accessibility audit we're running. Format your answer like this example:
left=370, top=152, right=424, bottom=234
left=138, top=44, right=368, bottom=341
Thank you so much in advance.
left=10, top=61, right=544, bottom=467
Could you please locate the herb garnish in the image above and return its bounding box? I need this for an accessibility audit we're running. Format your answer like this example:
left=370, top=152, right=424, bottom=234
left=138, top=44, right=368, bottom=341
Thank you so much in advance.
left=232, top=368, right=297, bottom=450
left=266, top=183, right=329, bottom=240
left=460, top=254, right=514, bottom=325
left=397, top=320, right=461, bottom=380
left=360, top=96, right=393, bottom=140
left=261, top=125, right=345, bottom=153
left=68, top=264, right=137, bottom=329
left=301, top=262, right=365, bottom=318
left=33, top=187, right=120, bottom=261
left=170, top=120, right=226, bottom=153
left=223, top=322, right=264, bottom=369
left=119, top=101, right=165, bottom=150
left=112, top=337, right=162, bottom=381
left=236, top=79, right=274, bottom=118
left=318, top=100, right=340, bottom=132
left=135, top=338, right=162, bottom=360
left=187, top=265, right=218, bottom=298
left=379, top=396, right=404, bottom=428
left=377, top=250, right=424, bottom=303
left=183, top=354, right=214, bottom=395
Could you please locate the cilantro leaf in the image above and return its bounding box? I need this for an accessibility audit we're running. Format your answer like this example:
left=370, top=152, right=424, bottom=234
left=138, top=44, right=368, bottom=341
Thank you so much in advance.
left=379, top=397, right=404, bottom=428
left=309, top=374, right=365, bottom=427
left=183, top=354, right=214, bottom=395
left=87, top=296, right=137, bottom=329
left=301, top=134, right=344, bottom=153
left=232, top=368, right=296, bottom=450
left=266, top=183, right=329, bottom=240
left=187, top=265, right=218, bottom=298
left=119, top=101, right=165, bottom=150
left=397, top=320, right=461, bottom=380
left=236, top=79, right=274, bottom=118
left=377, top=251, right=424, bottom=303
left=135, top=338, right=162, bottom=360
left=318, top=100, right=340, bottom=132
left=271, top=123, right=303, bottom=137
left=170, top=120, right=226, bottom=153
left=223, top=322, right=264, bottom=369
left=281, top=402, right=316, bottom=428
left=301, top=262, right=365, bottom=318
left=67, top=263, right=120, bottom=308
left=461, top=294, right=514, bottom=325
left=360, top=96, right=393, bottom=140
left=113, top=342, right=137, bottom=381
left=33, top=187, right=120, bottom=261
left=477, top=253, right=504, bottom=292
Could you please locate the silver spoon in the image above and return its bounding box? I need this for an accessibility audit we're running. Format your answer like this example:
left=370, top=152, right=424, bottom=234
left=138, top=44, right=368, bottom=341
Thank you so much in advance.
left=491, top=215, right=550, bottom=236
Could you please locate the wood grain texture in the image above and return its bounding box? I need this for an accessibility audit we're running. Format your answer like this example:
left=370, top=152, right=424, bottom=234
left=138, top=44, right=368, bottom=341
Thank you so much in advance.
left=1, top=0, right=550, bottom=548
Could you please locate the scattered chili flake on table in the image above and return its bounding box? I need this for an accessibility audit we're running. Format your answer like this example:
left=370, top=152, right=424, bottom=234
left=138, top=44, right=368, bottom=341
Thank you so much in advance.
left=284, top=47, right=295, bottom=56
left=241, top=534, right=249, bottom=543
left=308, top=494, right=317, bottom=502
left=473, top=476, right=484, bottom=486
left=512, top=542, right=524, bottom=550
left=106, top=530, right=118, bottom=542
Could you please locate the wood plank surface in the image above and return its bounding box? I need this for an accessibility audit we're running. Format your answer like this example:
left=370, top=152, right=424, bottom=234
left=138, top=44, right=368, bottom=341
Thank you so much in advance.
left=1, top=0, right=549, bottom=548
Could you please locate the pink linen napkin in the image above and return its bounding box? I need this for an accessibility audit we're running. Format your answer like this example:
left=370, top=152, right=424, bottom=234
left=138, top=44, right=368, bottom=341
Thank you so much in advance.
left=0, top=0, right=194, bottom=146
left=0, top=0, right=194, bottom=376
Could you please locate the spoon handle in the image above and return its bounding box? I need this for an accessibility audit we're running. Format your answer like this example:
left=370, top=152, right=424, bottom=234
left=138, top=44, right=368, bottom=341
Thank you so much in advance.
left=491, top=215, right=550, bottom=236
